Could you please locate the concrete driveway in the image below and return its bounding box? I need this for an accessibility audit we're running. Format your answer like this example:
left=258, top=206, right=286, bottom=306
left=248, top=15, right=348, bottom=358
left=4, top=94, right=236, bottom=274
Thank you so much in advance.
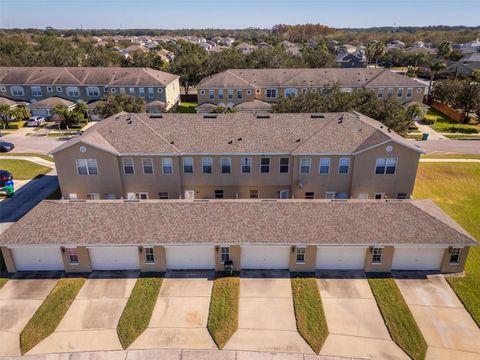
left=28, top=271, right=138, bottom=355
left=317, top=271, right=409, bottom=360
left=1, top=127, right=68, bottom=154
left=130, top=271, right=216, bottom=350
left=395, top=273, right=480, bottom=360
left=224, top=271, right=313, bottom=354
left=0, top=273, right=59, bottom=356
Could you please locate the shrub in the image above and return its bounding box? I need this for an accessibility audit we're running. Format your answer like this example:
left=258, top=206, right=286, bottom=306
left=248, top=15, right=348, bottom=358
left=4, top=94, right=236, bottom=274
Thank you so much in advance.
left=7, top=121, right=27, bottom=129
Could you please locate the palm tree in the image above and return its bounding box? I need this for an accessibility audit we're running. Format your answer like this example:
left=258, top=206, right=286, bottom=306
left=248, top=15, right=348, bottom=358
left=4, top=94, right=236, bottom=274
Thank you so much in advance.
left=438, top=41, right=452, bottom=59
left=373, top=42, right=386, bottom=68
left=366, top=43, right=376, bottom=66
left=428, top=61, right=447, bottom=101
left=412, top=52, right=427, bottom=69
left=0, top=104, right=10, bottom=129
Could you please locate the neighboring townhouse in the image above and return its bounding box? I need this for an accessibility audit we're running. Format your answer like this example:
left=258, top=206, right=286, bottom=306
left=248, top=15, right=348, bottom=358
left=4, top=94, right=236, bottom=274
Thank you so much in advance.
left=448, top=53, right=480, bottom=77
left=0, top=67, right=181, bottom=111
left=197, top=68, right=427, bottom=111
left=335, top=53, right=368, bottom=68
left=30, top=96, right=75, bottom=118
left=51, top=112, right=422, bottom=201
left=0, top=199, right=476, bottom=274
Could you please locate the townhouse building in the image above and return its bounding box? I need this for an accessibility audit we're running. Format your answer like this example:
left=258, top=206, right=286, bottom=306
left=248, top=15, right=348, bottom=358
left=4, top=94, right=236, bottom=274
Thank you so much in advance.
left=196, top=68, right=426, bottom=113
left=0, top=67, right=180, bottom=111
left=51, top=112, right=422, bottom=201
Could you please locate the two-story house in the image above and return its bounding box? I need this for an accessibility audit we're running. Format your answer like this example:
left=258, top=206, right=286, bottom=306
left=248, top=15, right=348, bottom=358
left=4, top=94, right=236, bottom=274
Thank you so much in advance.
left=0, top=67, right=181, bottom=111
left=51, top=112, right=422, bottom=201
left=196, top=68, right=426, bottom=113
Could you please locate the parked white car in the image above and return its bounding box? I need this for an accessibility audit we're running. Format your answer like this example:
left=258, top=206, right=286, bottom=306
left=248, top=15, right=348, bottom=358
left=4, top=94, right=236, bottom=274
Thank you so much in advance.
left=27, top=116, right=46, bottom=127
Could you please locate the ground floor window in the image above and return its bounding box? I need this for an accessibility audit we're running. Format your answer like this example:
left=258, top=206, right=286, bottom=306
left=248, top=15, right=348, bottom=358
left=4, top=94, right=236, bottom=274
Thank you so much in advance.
left=372, top=247, right=383, bottom=263
left=137, top=192, right=148, bottom=200
left=374, top=193, right=385, bottom=200
left=215, top=190, right=224, bottom=199
left=279, top=190, right=289, bottom=199
left=296, top=247, right=306, bottom=264
left=249, top=190, right=258, bottom=199
left=66, top=248, right=79, bottom=264
left=221, top=246, right=230, bottom=262
left=305, top=192, right=315, bottom=199
left=145, top=247, right=155, bottom=264
left=158, top=192, right=169, bottom=199
left=449, top=248, right=462, bottom=264
left=397, top=193, right=407, bottom=199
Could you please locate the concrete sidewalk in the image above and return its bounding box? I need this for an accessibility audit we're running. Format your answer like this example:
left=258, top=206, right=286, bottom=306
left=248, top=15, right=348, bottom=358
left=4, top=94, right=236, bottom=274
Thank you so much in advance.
left=419, top=158, right=480, bottom=162
left=0, top=349, right=362, bottom=360
left=415, top=122, right=447, bottom=140
left=0, top=156, right=55, bottom=168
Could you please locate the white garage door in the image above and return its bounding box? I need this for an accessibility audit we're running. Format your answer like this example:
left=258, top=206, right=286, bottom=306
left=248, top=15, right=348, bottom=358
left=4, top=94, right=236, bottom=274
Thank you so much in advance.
left=89, top=247, right=140, bottom=270
left=392, top=247, right=444, bottom=270
left=165, top=246, right=215, bottom=270
left=316, top=246, right=367, bottom=270
left=12, top=247, right=64, bottom=271
left=241, top=246, right=290, bottom=269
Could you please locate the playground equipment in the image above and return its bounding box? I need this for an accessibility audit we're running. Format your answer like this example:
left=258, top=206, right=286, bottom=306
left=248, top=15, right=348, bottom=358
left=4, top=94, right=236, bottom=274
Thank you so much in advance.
left=0, top=170, right=14, bottom=198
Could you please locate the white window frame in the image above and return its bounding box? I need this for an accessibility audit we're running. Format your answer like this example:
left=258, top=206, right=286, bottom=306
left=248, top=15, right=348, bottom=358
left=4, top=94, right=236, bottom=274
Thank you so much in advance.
left=110, top=88, right=117, bottom=94
left=138, top=87, right=145, bottom=97
left=449, top=248, right=462, bottom=265
left=387, top=88, right=394, bottom=98
left=137, top=192, right=149, bottom=200
left=279, top=157, right=289, bottom=173
left=377, top=88, right=384, bottom=99
left=144, top=247, right=155, bottom=264
left=66, top=86, right=80, bottom=97
left=241, top=157, right=252, bottom=174
left=228, top=89, right=234, bottom=100
left=199, top=89, right=206, bottom=96
left=161, top=158, right=173, bottom=175
left=265, top=88, right=277, bottom=99
left=218, top=89, right=224, bottom=99
left=31, top=86, right=42, bottom=97
left=10, top=86, right=25, bottom=96
left=247, top=89, right=253, bottom=95
left=142, top=158, right=154, bottom=174
left=372, top=247, right=383, bottom=264
left=46, top=86, right=53, bottom=92
left=279, top=190, right=289, bottom=199
left=66, top=248, right=79, bottom=264
left=183, top=157, right=194, bottom=174
left=406, top=88, right=413, bottom=98
left=123, top=158, right=135, bottom=175
left=237, top=89, right=243, bottom=100
left=374, top=192, right=385, bottom=200
left=296, top=246, right=306, bottom=264
left=319, top=157, right=331, bottom=174
left=221, top=157, right=231, bottom=174
left=375, top=158, right=397, bottom=175
left=305, top=192, right=315, bottom=199
left=87, top=192, right=101, bottom=200
left=209, top=89, right=215, bottom=100
left=148, top=87, right=154, bottom=98
left=56, top=86, right=63, bottom=93
left=202, top=157, right=213, bottom=174
left=300, top=157, right=311, bottom=174
left=86, top=86, right=100, bottom=97
left=129, top=87, right=136, bottom=95
left=325, top=191, right=336, bottom=199
left=338, top=157, right=350, bottom=174
left=249, top=189, right=259, bottom=199
left=397, top=88, right=404, bottom=98
left=260, top=157, right=270, bottom=174
left=119, top=88, right=126, bottom=94
left=76, top=159, right=98, bottom=176
left=157, top=88, right=163, bottom=93
left=158, top=192, right=169, bottom=199
left=221, top=246, right=230, bottom=263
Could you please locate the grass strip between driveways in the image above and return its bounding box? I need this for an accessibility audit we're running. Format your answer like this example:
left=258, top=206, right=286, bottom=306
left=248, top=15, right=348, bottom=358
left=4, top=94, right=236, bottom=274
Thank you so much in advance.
left=20, top=277, right=86, bottom=354
left=291, top=277, right=328, bottom=354
left=207, top=275, right=240, bottom=349
left=368, top=277, right=427, bottom=360
left=0, top=159, right=51, bottom=180
left=117, top=276, right=163, bottom=349
left=0, top=153, right=54, bottom=162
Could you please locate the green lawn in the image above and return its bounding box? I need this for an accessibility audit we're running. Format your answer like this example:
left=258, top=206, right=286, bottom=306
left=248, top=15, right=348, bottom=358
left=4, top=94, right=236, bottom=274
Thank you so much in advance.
left=117, top=276, right=163, bottom=349
left=0, top=278, right=7, bottom=289
left=20, top=277, right=86, bottom=354
left=0, top=153, right=54, bottom=162
left=207, top=276, right=240, bottom=349
left=0, top=159, right=51, bottom=180
left=177, top=101, right=197, bottom=113
left=368, top=277, right=427, bottom=360
left=291, top=277, right=328, bottom=354
left=414, top=162, right=480, bottom=326
left=405, top=134, right=423, bottom=140
left=421, top=154, right=480, bottom=160
left=425, top=109, right=479, bottom=134
left=444, top=134, right=480, bottom=139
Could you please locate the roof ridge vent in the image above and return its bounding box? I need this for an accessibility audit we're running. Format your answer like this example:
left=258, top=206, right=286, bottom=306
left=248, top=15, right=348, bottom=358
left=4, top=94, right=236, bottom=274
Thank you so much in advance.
left=203, top=114, right=217, bottom=119
left=256, top=114, right=270, bottom=119
left=310, top=114, right=325, bottom=119
left=149, top=114, right=163, bottom=119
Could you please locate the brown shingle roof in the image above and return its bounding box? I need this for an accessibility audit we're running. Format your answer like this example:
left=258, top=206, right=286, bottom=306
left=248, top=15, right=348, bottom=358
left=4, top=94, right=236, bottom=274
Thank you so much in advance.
left=51, top=112, right=422, bottom=155
left=30, top=96, right=75, bottom=108
left=0, top=67, right=178, bottom=87
left=198, top=68, right=425, bottom=89
left=0, top=199, right=476, bottom=246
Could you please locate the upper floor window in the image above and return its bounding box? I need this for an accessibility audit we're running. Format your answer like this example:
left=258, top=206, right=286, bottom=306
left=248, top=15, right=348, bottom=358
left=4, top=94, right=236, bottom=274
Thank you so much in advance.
left=129, top=87, right=136, bottom=95
left=162, top=158, right=173, bottom=174
left=338, top=157, right=350, bottom=174
left=66, top=248, right=79, bottom=264
left=148, top=88, right=154, bottom=98
left=138, top=88, right=145, bottom=97
left=123, top=158, right=134, bottom=174
left=209, top=89, right=215, bottom=100
left=228, top=89, right=234, bottom=100
left=397, top=88, right=404, bottom=98
left=285, top=88, right=298, bottom=97
left=319, top=158, right=331, bottom=174
left=300, top=157, right=311, bottom=174
left=372, top=247, right=383, bottom=263
left=260, top=158, right=270, bottom=173
left=241, top=157, right=252, bottom=173
left=76, top=159, right=98, bottom=175
left=142, top=158, right=154, bottom=174
left=183, top=157, right=194, bottom=173
left=387, top=88, right=394, bottom=98
left=237, top=89, right=243, bottom=100
left=280, top=157, right=289, bottom=173
left=145, top=247, right=155, bottom=264
left=221, top=246, right=230, bottom=262
left=86, top=87, right=100, bottom=97
left=218, top=89, right=224, bottom=99
left=265, top=88, right=277, bottom=99
left=119, top=88, right=126, bottom=94
left=375, top=158, right=397, bottom=175
left=296, top=247, right=306, bottom=264
left=10, top=86, right=24, bottom=96
left=221, top=158, right=231, bottom=174
left=66, top=86, right=80, bottom=97
left=406, top=88, right=413, bottom=98
left=31, top=86, right=42, bottom=97
left=56, top=86, right=63, bottom=93
left=449, top=248, right=462, bottom=264
left=202, top=157, right=212, bottom=174
left=377, top=88, right=384, bottom=99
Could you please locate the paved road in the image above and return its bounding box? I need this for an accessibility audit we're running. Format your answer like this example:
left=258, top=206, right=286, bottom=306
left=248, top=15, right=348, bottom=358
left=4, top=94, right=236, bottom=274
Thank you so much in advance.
left=0, top=170, right=58, bottom=234
left=1, top=128, right=67, bottom=154
left=408, top=139, right=480, bottom=154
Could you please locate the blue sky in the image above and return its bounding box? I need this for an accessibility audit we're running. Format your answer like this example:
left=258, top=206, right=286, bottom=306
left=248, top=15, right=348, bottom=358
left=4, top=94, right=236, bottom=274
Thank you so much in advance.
left=1, top=0, right=479, bottom=29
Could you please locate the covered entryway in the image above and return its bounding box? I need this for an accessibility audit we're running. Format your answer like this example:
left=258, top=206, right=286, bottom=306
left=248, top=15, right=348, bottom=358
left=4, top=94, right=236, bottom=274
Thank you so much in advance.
left=165, top=246, right=215, bottom=270
left=240, top=246, right=290, bottom=270
left=392, top=247, right=444, bottom=270
left=11, top=247, right=64, bottom=271
left=89, top=247, right=140, bottom=271
left=316, top=246, right=367, bottom=270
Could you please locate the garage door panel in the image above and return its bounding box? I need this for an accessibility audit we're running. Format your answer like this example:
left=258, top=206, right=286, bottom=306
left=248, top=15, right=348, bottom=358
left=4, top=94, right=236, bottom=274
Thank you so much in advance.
left=316, top=246, right=366, bottom=270
left=165, top=246, right=214, bottom=270
left=392, top=248, right=443, bottom=270
left=12, top=247, right=64, bottom=271
left=89, top=247, right=139, bottom=270
left=241, top=246, right=290, bottom=270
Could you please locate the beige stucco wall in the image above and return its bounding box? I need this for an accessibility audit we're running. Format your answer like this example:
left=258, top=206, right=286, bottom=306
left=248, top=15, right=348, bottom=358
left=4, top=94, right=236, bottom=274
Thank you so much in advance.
left=289, top=246, right=317, bottom=272
left=165, top=78, right=181, bottom=109
left=350, top=141, right=420, bottom=199
left=139, top=246, right=166, bottom=272
left=61, top=246, right=92, bottom=272
left=214, top=245, right=241, bottom=272
left=1, top=247, right=16, bottom=273
left=364, top=246, right=394, bottom=272
left=440, top=247, right=469, bottom=273
left=197, top=88, right=255, bottom=106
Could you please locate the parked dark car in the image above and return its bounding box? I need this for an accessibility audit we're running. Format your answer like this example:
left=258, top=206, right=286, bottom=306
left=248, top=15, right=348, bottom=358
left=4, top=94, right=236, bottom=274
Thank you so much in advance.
left=0, top=140, right=15, bottom=152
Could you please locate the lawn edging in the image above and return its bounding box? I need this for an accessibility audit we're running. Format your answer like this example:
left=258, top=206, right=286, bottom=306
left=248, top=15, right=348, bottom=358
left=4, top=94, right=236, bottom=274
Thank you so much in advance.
left=368, top=275, right=427, bottom=360
left=291, top=276, right=328, bottom=354
left=20, top=277, right=86, bottom=354
left=207, top=275, right=240, bottom=349
left=116, top=275, right=163, bottom=349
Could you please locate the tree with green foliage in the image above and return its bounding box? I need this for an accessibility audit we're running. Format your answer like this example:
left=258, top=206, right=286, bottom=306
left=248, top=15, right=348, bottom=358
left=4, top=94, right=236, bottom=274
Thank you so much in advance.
left=373, top=42, right=386, bottom=68
left=0, top=105, right=30, bottom=129
left=438, top=41, right=453, bottom=59
left=170, top=42, right=209, bottom=94
left=211, top=106, right=237, bottom=114
left=96, top=94, right=145, bottom=118
left=204, top=48, right=245, bottom=76
left=0, top=104, right=11, bottom=129
left=427, top=61, right=447, bottom=101
left=406, top=104, right=424, bottom=122
left=52, top=103, right=87, bottom=129
left=301, top=44, right=335, bottom=68
left=245, top=46, right=305, bottom=69
left=124, top=50, right=166, bottom=71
